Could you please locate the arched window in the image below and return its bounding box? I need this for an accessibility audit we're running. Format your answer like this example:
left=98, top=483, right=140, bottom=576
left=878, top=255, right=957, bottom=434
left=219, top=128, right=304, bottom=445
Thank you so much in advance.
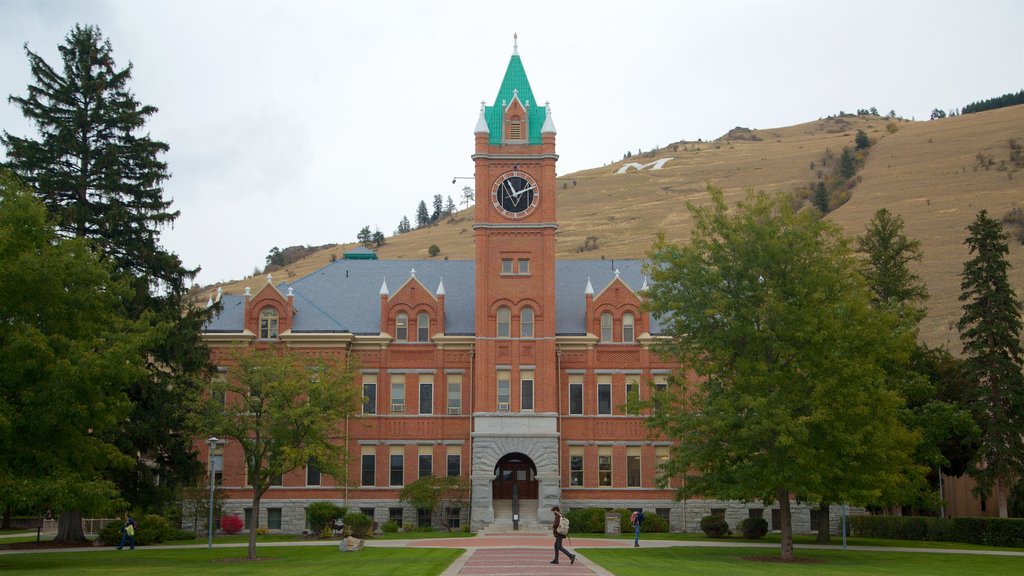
left=497, top=307, right=511, bottom=338
left=622, top=313, right=635, bottom=343
left=417, top=312, right=429, bottom=342
left=259, top=307, right=279, bottom=339
left=520, top=307, right=534, bottom=338
left=600, top=312, right=613, bottom=342
left=396, top=313, right=408, bottom=342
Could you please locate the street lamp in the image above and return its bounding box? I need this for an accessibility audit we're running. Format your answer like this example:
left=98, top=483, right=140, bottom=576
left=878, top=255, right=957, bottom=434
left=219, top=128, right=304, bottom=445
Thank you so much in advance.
left=207, top=436, right=219, bottom=549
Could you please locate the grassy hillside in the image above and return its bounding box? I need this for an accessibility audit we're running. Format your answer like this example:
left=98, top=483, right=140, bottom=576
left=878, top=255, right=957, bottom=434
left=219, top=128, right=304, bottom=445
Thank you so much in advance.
left=202, top=105, right=1024, bottom=350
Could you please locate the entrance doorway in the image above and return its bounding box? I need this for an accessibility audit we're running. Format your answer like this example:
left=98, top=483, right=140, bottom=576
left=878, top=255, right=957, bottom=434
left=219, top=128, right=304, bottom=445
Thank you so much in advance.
left=492, top=452, right=538, bottom=500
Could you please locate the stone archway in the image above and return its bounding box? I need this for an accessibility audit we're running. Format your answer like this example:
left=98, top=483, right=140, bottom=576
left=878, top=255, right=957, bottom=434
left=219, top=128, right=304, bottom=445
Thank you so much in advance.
left=470, top=432, right=560, bottom=530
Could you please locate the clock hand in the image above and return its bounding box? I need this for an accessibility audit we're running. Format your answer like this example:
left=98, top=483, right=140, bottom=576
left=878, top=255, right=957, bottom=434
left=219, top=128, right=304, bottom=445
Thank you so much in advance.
left=513, top=183, right=536, bottom=198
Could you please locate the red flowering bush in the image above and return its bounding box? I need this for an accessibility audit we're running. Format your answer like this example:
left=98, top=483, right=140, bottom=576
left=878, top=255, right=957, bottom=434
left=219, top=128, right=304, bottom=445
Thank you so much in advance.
left=220, top=514, right=244, bottom=535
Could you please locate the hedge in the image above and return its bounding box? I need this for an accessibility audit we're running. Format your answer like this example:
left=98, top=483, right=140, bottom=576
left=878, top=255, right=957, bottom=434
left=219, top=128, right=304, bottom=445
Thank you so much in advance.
left=98, top=514, right=193, bottom=546
left=565, top=507, right=606, bottom=533
left=849, top=515, right=1024, bottom=547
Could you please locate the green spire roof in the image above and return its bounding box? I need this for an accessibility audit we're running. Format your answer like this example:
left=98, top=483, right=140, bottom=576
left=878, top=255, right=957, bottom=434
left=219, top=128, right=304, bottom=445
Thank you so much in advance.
left=485, top=50, right=548, bottom=145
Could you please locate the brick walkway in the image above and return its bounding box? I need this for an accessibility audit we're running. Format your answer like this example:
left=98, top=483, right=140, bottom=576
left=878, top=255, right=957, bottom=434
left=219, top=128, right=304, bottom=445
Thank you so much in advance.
left=446, top=547, right=599, bottom=576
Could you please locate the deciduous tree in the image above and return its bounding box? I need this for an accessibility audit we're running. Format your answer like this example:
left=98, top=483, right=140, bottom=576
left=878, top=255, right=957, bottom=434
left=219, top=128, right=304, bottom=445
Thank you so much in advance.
left=644, top=187, right=921, bottom=561
left=957, top=210, right=1024, bottom=517
left=399, top=475, right=470, bottom=532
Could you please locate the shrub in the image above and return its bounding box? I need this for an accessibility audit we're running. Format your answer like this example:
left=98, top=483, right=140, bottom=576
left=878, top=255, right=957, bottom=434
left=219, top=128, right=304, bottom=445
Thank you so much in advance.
left=700, top=514, right=731, bottom=538
left=428, top=244, right=440, bottom=257
left=220, top=514, right=244, bottom=535
left=382, top=520, right=399, bottom=533
left=99, top=515, right=190, bottom=546
left=98, top=520, right=124, bottom=545
left=343, top=512, right=373, bottom=539
left=738, top=517, right=768, bottom=539
left=565, top=507, right=606, bottom=533
left=307, top=502, right=347, bottom=536
left=643, top=513, right=670, bottom=533
left=612, top=508, right=634, bottom=533
left=849, top=515, right=1024, bottom=547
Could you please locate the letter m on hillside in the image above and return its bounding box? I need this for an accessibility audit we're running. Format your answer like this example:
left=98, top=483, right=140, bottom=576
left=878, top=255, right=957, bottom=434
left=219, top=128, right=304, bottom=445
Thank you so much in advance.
left=615, top=158, right=674, bottom=174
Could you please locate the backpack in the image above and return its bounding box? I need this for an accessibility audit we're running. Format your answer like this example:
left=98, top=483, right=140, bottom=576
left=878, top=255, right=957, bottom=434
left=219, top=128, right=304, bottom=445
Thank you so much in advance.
left=630, top=511, right=638, bottom=525
left=556, top=514, right=570, bottom=535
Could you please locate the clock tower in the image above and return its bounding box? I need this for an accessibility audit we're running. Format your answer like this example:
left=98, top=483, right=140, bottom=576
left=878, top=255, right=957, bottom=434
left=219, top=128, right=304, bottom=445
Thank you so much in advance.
left=469, top=37, right=561, bottom=529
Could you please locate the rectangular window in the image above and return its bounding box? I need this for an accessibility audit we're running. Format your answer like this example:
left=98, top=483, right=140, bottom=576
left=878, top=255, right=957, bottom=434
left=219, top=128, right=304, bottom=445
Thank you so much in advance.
left=447, top=375, right=462, bottom=414
left=570, top=449, right=584, bottom=486
left=390, top=448, right=404, bottom=486
left=446, top=507, right=461, bottom=529
left=446, top=452, right=461, bottom=477
left=417, top=312, right=429, bottom=342
left=418, top=446, right=432, bottom=478
left=363, top=378, right=376, bottom=415
left=360, top=507, right=375, bottom=519
left=497, top=370, right=510, bottom=411
left=417, top=508, right=432, bottom=528
left=656, top=508, right=671, bottom=524
left=710, top=508, right=726, bottom=518
left=419, top=377, right=433, bottom=415
left=810, top=508, right=821, bottom=532
left=391, top=377, right=405, bottom=413
left=307, top=457, right=321, bottom=486
left=598, top=449, right=612, bottom=487
left=625, top=379, right=639, bottom=415
left=389, top=507, right=404, bottom=525
left=520, top=370, right=534, bottom=411
left=270, top=473, right=283, bottom=486
left=597, top=376, right=612, bottom=415
left=518, top=259, right=530, bottom=275
left=501, top=258, right=513, bottom=274
left=653, top=375, right=668, bottom=413
left=267, top=508, right=282, bottom=530
left=627, top=448, right=641, bottom=487
left=361, top=447, right=376, bottom=486
left=749, top=508, right=763, bottom=519
left=771, top=508, right=781, bottom=531
left=244, top=507, right=253, bottom=530
left=569, top=378, right=583, bottom=415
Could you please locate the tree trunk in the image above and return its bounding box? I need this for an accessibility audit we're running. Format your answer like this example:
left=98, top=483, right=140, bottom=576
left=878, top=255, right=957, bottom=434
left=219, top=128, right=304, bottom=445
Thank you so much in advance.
left=776, top=488, right=794, bottom=561
left=816, top=502, right=831, bottom=544
left=2, top=507, right=11, bottom=530
left=247, top=494, right=260, bottom=560
left=997, top=477, right=1009, bottom=518
left=54, top=510, right=88, bottom=542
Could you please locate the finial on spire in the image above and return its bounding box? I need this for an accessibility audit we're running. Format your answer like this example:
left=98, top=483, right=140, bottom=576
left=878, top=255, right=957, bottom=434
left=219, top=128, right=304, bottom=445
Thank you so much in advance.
left=513, top=32, right=518, bottom=55
left=410, top=268, right=416, bottom=278
left=266, top=273, right=273, bottom=284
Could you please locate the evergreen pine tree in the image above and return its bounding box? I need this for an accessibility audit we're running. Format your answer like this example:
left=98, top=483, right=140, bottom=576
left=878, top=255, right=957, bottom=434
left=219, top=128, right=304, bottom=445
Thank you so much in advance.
left=397, top=215, right=411, bottom=234
left=416, top=200, right=430, bottom=228
left=445, top=195, right=457, bottom=216
left=957, top=210, right=1024, bottom=517
left=372, top=230, right=385, bottom=247
left=3, top=25, right=208, bottom=516
left=839, top=147, right=856, bottom=179
left=356, top=226, right=372, bottom=247
left=812, top=181, right=829, bottom=213
left=431, top=194, right=444, bottom=223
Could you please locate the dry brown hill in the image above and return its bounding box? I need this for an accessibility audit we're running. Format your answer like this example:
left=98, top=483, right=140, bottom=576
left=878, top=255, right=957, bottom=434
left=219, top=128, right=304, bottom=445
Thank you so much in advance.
left=202, top=105, right=1024, bottom=351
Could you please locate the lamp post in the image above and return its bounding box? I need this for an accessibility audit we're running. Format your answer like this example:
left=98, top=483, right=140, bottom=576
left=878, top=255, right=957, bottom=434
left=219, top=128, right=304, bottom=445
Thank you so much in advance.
left=207, top=436, right=219, bottom=549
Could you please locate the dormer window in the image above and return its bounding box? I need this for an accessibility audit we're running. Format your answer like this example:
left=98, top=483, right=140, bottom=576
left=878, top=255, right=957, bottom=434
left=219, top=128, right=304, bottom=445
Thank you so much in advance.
left=259, top=307, right=279, bottom=339
left=417, top=312, right=429, bottom=342
left=600, top=312, right=613, bottom=342
left=396, top=313, right=408, bottom=342
left=623, top=313, right=635, bottom=343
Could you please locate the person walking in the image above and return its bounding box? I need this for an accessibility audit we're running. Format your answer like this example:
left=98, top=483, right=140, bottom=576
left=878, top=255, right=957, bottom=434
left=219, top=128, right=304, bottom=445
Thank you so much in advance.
left=550, top=506, right=576, bottom=565
left=116, top=513, right=137, bottom=550
left=631, top=509, right=645, bottom=547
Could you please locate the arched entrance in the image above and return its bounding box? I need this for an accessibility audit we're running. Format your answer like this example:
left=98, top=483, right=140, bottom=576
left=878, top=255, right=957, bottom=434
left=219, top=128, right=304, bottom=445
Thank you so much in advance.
left=492, top=452, right=538, bottom=500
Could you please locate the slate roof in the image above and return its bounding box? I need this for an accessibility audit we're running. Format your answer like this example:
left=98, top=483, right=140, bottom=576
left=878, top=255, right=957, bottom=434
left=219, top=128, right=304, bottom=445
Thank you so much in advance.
left=205, top=258, right=664, bottom=336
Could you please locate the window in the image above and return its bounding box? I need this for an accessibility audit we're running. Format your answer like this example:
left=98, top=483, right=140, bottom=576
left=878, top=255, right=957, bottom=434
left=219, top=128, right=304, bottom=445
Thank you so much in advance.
left=259, top=307, right=279, bottom=339
left=419, top=377, right=433, bottom=415
left=244, top=507, right=253, bottom=530
left=627, top=448, right=641, bottom=487
left=653, top=375, right=668, bottom=413
left=389, top=507, right=404, bottom=525
left=389, top=449, right=404, bottom=486
left=710, top=508, right=726, bottom=518
left=597, top=376, right=612, bottom=415
left=361, top=448, right=375, bottom=486
left=570, top=449, right=584, bottom=486
left=501, top=258, right=514, bottom=274
left=497, top=307, right=510, bottom=338
left=810, top=508, right=821, bottom=532
left=417, top=508, right=432, bottom=528
left=625, top=378, right=639, bottom=415
left=600, top=312, right=613, bottom=342
left=771, top=508, right=781, bottom=531
left=508, top=117, right=522, bottom=140
left=622, top=313, right=635, bottom=343
left=656, top=508, right=671, bottom=525
left=447, top=375, right=462, bottom=415
left=518, top=259, right=530, bottom=275
left=270, top=473, right=283, bottom=486
left=497, top=370, right=510, bottom=411
left=362, top=378, right=376, bottom=415
left=267, top=508, right=282, bottom=530
left=520, top=307, right=534, bottom=338
left=446, top=450, right=461, bottom=477
left=417, top=311, right=429, bottom=342
left=520, top=370, right=534, bottom=411
left=360, top=508, right=375, bottom=519
left=418, top=447, right=432, bottom=478
left=446, top=507, right=461, bottom=529
left=307, top=457, right=321, bottom=486
left=749, top=508, right=763, bottom=519
left=396, top=313, right=408, bottom=342
left=391, top=377, right=404, bottom=413
left=569, top=378, right=583, bottom=415
left=598, top=449, right=612, bottom=486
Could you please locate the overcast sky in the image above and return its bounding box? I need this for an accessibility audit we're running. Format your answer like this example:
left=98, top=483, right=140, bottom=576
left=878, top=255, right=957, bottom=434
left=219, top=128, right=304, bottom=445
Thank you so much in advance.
left=2, top=0, right=1021, bottom=287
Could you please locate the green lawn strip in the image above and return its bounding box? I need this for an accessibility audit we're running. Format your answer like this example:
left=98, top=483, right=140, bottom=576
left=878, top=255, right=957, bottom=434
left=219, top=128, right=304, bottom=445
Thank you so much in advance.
left=0, top=546, right=463, bottom=576
left=579, top=546, right=1024, bottom=576
left=603, top=532, right=1023, bottom=552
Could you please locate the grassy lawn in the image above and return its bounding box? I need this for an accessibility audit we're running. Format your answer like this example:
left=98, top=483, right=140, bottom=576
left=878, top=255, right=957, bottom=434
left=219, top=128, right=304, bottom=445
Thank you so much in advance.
left=601, top=531, right=1024, bottom=552
left=581, top=546, right=1024, bottom=576
left=0, top=546, right=462, bottom=576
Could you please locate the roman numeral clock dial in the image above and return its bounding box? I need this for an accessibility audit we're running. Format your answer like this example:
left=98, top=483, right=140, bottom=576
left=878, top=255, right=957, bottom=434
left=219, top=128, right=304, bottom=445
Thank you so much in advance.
left=491, top=171, right=539, bottom=218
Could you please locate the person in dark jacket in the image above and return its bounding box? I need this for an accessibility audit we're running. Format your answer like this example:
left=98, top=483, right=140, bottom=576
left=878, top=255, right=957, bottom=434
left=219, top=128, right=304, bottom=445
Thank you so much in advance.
left=550, top=506, right=576, bottom=565
left=116, top=513, right=137, bottom=550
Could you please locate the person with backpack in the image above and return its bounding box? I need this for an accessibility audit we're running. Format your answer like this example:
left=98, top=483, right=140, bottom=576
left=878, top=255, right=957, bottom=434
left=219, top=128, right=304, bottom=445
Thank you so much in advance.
left=630, top=509, right=645, bottom=547
left=116, top=513, right=137, bottom=550
left=550, top=505, right=576, bottom=565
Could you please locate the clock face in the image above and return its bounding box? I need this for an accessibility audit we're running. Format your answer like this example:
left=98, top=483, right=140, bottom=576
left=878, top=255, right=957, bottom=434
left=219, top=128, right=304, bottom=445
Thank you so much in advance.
left=491, top=172, right=539, bottom=218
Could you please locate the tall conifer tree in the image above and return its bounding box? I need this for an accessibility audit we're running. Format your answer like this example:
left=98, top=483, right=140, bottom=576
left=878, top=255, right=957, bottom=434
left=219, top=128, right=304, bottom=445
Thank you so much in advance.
left=957, top=210, right=1024, bottom=517
left=3, top=25, right=209, bottom=518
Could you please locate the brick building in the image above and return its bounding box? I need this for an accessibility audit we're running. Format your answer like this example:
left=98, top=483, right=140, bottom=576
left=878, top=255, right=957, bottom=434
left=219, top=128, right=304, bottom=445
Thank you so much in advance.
left=200, top=42, right=846, bottom=535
